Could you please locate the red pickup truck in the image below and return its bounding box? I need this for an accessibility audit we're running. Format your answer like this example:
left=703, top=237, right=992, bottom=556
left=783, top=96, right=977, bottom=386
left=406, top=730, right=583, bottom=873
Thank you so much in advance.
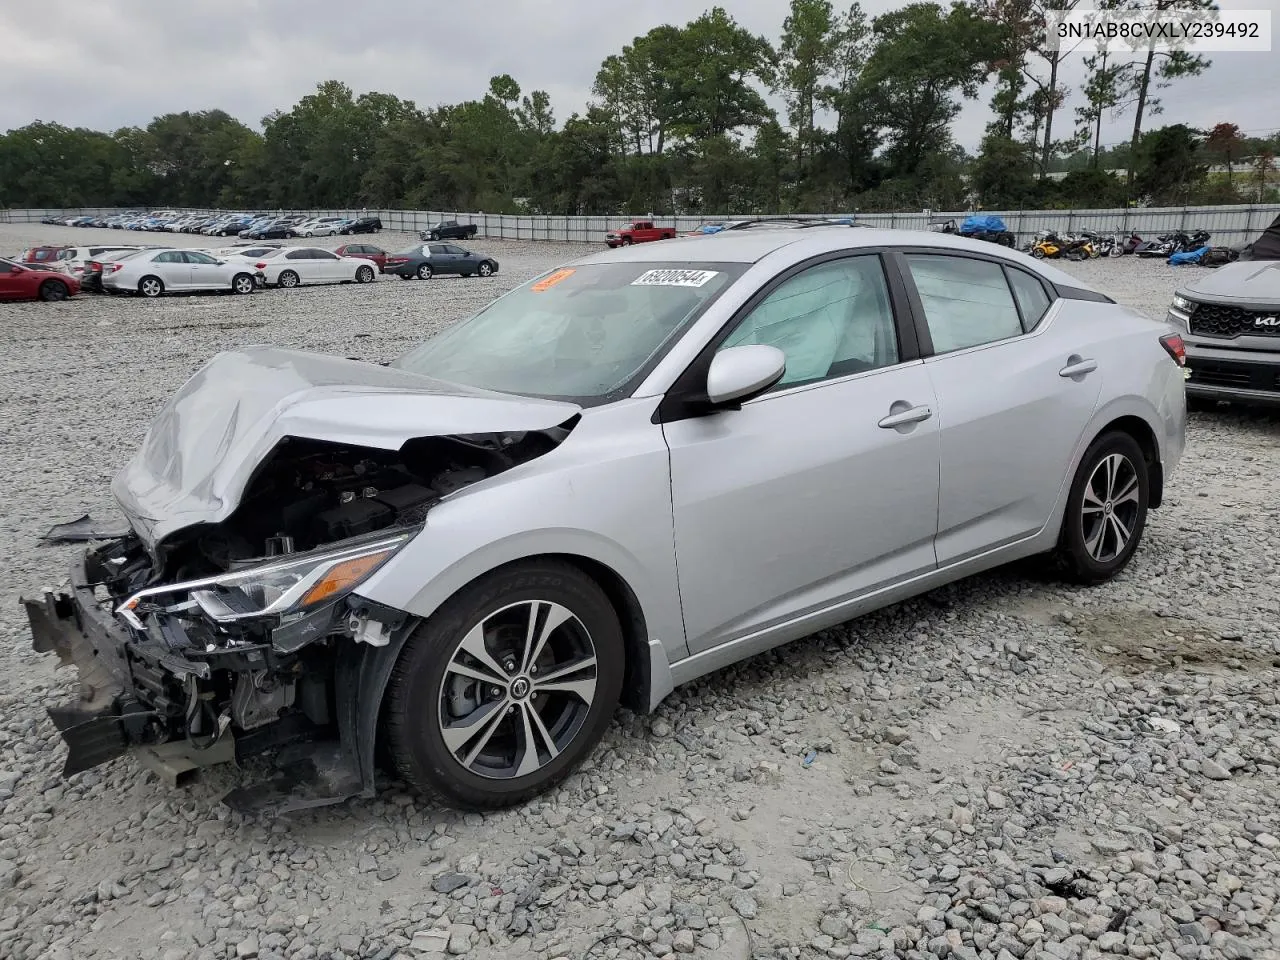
left=605, top=220, right=678, bottom=247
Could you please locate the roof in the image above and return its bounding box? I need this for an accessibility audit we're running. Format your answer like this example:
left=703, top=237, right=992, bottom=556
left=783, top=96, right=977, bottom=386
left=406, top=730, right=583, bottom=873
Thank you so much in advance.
left=571, top=226, right=1103, bottom=294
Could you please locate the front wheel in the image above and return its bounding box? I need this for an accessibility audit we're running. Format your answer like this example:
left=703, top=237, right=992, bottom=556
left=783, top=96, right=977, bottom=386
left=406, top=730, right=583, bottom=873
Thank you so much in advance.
left=478, top=261, right=494, bottom=277
left=1053, top=431, right=1149, bottom=585
left=385, top=559, right=624, bottom=810
left=1031, top=247, right=1046, bottom=259
left=278, top=270, right=300, bottom=288
left=429, top=232, right=440, bottom=241
left=416, top=263, right=433, bottom=280
left=231, top=273, right=255, bottom=295
left=355, top=265, right=374, bottom=283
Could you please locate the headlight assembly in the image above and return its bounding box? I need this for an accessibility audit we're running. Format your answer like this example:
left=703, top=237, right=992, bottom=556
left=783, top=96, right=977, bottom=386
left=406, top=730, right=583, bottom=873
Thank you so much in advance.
left=118, top=531, right=412, bottom=628
left=1172, top=294, right=1195, bottom=312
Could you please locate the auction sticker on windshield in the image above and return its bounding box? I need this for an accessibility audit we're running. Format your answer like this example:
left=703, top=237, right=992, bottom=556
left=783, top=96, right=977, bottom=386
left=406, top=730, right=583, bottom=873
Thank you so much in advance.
left=631, top=269, right=720, bottom=287
left=531, top=268, right=575, bottom=292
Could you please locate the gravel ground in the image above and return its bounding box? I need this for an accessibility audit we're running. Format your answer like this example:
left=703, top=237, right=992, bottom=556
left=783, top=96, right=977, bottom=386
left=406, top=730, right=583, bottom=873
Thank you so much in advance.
left=2, top=224, right=1278, bottom=960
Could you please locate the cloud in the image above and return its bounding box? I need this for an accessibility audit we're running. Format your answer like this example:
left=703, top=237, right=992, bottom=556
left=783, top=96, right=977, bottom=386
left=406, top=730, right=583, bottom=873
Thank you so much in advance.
left=1, top=0, right=1276, bottom=155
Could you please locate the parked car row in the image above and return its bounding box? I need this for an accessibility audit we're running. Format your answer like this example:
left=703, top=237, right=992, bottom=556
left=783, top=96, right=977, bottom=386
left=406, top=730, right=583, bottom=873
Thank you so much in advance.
left=6, top=238, right=501, bottom=300
left=39, top=211, right=384, bottom=238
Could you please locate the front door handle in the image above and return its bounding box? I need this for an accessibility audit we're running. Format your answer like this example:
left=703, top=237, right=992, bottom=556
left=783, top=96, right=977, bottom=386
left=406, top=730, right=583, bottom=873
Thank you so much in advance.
left=1059, top=356, right=1098, bottom=378
left=878, top=404, right=933, bottom=429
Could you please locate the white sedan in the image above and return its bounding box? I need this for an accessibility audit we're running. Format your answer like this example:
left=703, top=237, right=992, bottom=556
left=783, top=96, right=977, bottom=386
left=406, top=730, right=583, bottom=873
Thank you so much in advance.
left=101, top=248, right=263, bottom=298
left=253, top=247, right=379, bottom=288
left=298, top=219, right=344, bottom=238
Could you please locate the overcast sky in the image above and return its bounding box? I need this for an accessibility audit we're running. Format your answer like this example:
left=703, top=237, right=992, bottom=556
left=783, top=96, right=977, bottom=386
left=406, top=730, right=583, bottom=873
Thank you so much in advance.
left=2, top=0, right=1277, bottom=153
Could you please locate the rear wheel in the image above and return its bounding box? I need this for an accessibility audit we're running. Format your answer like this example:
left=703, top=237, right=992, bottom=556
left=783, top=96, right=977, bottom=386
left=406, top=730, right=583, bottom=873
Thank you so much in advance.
left=384, top=559, right=624, bottom=810
left=1053, top=431, right=1149, bottom=585
left=1031, top=247, right=1046, bottom=259
left=138, top=276, right=164, bottom=298
left=478, top=261, right=494, bottom=277
left=231, top=273, right=255, bottom=295
left=277, top=270, right=300, bottom=288
left=39, top=280, right=69, bottom=302
left=416, top=263, right=433, bottom=280
left=355, top=265, right=374, bottom=283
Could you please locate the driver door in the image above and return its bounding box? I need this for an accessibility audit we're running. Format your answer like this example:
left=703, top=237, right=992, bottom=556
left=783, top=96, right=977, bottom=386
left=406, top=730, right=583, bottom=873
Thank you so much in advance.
left=663, top=254, right=941, bottom=653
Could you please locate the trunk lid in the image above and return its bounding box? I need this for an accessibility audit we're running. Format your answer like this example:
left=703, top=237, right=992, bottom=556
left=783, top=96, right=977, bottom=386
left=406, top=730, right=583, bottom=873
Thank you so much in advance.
left=112, top=346, right=581, bottom=549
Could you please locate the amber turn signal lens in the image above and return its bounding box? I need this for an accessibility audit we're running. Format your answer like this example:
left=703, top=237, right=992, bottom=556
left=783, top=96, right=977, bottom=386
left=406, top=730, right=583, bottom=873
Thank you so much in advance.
left=299, top=550, right=394, bottom=607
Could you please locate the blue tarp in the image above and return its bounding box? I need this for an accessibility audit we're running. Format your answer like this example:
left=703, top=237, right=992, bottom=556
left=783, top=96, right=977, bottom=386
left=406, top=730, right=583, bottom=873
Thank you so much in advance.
left=1169, top=246, right=1210, bottom=265
left=960, top=214, right=1008, bottom=233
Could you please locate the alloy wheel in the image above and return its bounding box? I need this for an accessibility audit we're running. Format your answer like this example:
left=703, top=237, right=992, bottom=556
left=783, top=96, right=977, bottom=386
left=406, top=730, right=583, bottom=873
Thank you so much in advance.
left=437, top=600, right=598, bottom=780
left=1081, top=453, right=1140, bottom=563
left=479, top=263, right=493, bottom=277
left=233, top=275, right=254, bottom=294
left=140, top=278, right=162, bottom=298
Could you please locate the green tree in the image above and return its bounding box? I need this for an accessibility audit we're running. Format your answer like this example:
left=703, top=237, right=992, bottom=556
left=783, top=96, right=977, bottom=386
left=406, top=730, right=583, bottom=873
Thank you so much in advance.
left=1075, top=47, right=1127, bottom=168
left=1131, top=123, right=1206, bottom=204
left=1120, top=0, right=1214, bottom=194
left=857, top=3, right=998, bottom=180
left=777, top=0, right=838, bottom=176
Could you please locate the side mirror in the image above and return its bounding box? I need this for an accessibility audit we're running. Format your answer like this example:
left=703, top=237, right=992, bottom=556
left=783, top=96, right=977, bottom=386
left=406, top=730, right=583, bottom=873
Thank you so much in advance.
left=705, top=345, right=786, bottom=407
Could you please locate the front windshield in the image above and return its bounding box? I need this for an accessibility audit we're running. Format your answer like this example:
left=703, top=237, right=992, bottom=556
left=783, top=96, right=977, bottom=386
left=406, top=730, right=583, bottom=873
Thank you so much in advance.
left=394, top=260, right=745, bottom=403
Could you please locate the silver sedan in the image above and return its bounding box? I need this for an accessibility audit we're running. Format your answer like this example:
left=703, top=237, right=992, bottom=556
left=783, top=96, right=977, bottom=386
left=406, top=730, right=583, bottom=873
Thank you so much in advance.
left=28, top=229, right=1186, bottom=814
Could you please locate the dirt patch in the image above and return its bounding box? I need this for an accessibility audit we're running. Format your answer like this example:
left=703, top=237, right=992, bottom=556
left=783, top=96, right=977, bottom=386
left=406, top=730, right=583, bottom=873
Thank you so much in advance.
left=1071, top=608, right=1277, bottom=675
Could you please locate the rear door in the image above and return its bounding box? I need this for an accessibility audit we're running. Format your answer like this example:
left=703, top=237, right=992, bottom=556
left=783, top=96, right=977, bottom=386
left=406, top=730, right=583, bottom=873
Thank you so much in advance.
left=427, top=243, right=453, bottom=273
left=151, top=251, right=192, bottom=288
left=895, top=250, right=1103, bottom=564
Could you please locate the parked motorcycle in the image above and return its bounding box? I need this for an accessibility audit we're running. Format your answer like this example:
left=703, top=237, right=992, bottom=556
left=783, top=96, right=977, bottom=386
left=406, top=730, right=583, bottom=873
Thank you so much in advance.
left=1106, top=229, right=1143, bottom=257
left=1029, top=231, right=1064, bottom=259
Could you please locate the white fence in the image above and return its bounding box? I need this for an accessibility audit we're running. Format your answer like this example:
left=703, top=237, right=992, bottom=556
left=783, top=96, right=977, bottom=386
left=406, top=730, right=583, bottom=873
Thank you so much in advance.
left=6, top=204, right=1279, bottom=245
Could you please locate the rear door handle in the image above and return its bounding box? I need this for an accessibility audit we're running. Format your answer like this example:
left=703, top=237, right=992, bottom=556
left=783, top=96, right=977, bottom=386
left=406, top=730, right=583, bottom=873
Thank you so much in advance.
left=878, top=404, right=933, bottom=429
left=1059, top=357, right=1098, bottom=378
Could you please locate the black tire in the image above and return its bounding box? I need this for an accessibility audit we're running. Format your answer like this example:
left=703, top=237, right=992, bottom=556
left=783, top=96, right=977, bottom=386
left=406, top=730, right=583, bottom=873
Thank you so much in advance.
left=355, top=265, right=375, bottom=284
left=622, top=237, right=633, bottom=246
left=416, top=263, right=433, bottom=280
left=1053, top=431, right=1149, bottom=585
left=478, top=261, right=494, bottom=277
left=429, top=232, right=440, bottom=241
left=398, top=274, right=411, bottom=280
left=231, top=273, right=255, bottom=295
left=277, top=270, right=300, bottom=289
left=462, top=273, right=472, bottom=278
left=385, top=559, right=624, bottom=810
left=38, top=280, right=70, bottom=302
left=1031, top=247, right=1046, bottom=259
left=138, top=275, right=164, bottom=298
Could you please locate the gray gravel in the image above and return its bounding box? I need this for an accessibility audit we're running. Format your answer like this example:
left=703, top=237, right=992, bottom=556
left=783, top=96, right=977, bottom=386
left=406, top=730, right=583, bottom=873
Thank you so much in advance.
left=2, top=224, right=1279, bottom=960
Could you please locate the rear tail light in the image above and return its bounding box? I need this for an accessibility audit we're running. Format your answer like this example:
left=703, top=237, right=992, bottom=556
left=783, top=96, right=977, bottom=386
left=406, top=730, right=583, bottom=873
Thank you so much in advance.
left=386, top=257, right=408, bottom=265
left=255, top=262, right=267, bottom=269
left=1160, top=333, right=1186, bottom=366
left=108, top=263, right=124, bottom=273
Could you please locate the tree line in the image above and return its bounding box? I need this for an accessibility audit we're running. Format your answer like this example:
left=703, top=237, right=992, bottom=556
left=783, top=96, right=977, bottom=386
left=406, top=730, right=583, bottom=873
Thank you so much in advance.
left=2, top=1, right=1277, bottom=216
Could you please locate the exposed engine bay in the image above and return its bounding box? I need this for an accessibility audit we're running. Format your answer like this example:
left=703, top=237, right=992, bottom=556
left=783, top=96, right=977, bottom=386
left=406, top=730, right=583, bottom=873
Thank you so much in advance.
left=28, top=425, right=570, bottom=807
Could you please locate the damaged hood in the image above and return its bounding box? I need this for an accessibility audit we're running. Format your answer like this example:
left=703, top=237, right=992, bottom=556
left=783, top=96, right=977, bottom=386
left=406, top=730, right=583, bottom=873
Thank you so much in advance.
left=113, top=346, right=580, bottom=549
left=1183, top=260, right=1280, bottom=304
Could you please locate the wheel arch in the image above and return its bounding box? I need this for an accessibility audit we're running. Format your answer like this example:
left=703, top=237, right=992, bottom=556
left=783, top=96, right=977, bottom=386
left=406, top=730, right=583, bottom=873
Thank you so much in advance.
left=1095, top=413, right=1164, bottom=508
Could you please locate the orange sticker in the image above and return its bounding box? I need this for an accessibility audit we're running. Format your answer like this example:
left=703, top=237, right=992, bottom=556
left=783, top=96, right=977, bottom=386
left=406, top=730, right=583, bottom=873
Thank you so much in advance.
left=531, top=268, right=575, bottom=292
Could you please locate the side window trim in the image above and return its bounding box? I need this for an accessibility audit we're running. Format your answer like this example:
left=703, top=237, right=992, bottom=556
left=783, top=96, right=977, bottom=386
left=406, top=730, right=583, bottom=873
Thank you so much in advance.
left=654, top=249, right=919, bottom=424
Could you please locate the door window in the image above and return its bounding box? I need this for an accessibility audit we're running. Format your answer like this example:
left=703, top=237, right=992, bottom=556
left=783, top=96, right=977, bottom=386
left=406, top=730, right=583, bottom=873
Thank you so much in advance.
left=154, top=251, right=184, bottom=263
left=428, top=245, right=448, bottom=256
left=444, top=245, right=467, bottom=255
left=311, top=250, right=339, bottom=260
left=905, top=255, right=1022, bottom=353
left=183, top=251, right=220, bottom=264
left=719, top=256, right=899, bottom=388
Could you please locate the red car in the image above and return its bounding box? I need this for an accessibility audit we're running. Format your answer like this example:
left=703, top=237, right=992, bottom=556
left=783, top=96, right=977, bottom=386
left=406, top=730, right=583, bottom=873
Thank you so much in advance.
left=333, top=242, right=389, bottom=272
left=0, top=258, right=80, bottom=302
left=20, top=245, right=71, bottom=267
left=604, top=220, right=678, bottom=247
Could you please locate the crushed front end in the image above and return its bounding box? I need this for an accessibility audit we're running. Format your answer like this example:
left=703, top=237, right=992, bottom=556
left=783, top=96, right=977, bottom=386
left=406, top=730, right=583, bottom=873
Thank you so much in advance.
left=25, top=525, right=414, bottom=811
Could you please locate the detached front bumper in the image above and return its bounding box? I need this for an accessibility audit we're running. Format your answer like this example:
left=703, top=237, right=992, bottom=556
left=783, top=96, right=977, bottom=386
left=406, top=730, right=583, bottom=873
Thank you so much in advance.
left=24, top=551, right=193, bottom=777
